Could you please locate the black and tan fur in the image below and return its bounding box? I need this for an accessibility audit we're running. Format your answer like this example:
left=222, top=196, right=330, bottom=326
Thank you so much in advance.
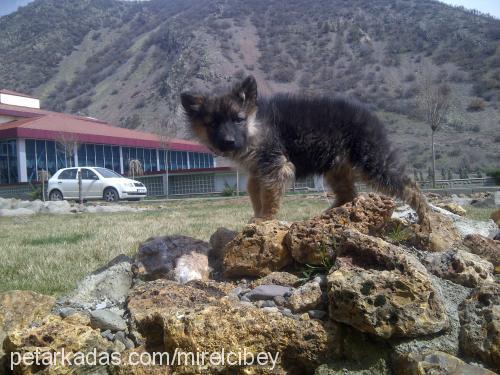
left=181, top=76, right=430, bottom=226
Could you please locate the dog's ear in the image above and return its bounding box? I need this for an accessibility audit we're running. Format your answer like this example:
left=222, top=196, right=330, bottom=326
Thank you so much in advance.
left=180, top=92, right=205, bottom=117
left=232, top=75, right=257, bottom=104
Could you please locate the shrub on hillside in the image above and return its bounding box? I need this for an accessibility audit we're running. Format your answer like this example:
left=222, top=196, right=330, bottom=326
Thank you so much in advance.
left=467, top=98, right=487, bottom=112
left=487, top=169, right=500, bottom=184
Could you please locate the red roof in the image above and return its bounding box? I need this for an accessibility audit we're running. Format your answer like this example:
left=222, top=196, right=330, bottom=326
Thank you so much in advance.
left=0, top=103, right=209, bottom=153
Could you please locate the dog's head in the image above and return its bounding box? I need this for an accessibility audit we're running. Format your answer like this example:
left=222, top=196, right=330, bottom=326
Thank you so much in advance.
left=180, top=76, right=258, bottom=154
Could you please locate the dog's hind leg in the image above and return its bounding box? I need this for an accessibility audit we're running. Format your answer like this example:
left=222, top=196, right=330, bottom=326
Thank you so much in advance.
left=325, top=164, right=358, bottom=207
left=247, top=174, right=262, bottom=218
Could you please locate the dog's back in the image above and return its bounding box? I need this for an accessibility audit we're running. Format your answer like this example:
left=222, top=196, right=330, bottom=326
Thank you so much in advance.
left=257, top=94, right=393, bottom=179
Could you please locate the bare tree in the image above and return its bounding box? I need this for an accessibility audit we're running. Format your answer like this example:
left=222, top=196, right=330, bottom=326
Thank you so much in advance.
left=56, top=132, right=80, bottom=167
left=56, top=132, right=84, bottom=203
left=416, top=73, right=451, bottom=188
left=129, top=159, right=144, bottom=180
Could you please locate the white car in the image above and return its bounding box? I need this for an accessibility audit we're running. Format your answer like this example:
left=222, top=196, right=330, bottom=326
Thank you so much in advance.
left=48, top=167, right=147, bottom=202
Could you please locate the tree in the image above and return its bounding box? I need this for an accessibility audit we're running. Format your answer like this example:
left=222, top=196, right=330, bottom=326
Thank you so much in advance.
left=129, top=159, right=144, bottom=180
left=416, top=73, right=451, bottom=188
left=56, top=132, right=83, bottom=203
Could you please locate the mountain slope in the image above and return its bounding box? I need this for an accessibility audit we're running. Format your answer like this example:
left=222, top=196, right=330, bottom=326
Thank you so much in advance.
left=0, top=0, right=499, bottom=174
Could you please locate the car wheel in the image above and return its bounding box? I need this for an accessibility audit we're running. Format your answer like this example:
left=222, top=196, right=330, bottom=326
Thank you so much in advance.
left=49, top=190, right=63, bottom=201
left=103, top=188, right=119, bottom=203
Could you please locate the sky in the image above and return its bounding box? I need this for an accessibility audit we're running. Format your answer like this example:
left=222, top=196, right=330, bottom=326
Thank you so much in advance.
left=439, top=0, right=500, bottom=18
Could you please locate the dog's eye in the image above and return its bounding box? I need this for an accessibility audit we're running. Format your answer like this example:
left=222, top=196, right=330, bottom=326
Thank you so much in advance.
left=236, top=114, right=246, bottom=122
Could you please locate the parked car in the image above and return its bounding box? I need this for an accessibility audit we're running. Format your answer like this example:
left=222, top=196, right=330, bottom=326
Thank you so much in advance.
left=48, top=167, right=147, bottom=202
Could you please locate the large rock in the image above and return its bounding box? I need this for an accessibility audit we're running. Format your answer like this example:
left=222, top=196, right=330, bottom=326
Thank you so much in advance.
left=4, top=313, right=121, bottom=374
left=392, top=276, right=471, bottom=358
left=288, top=281, right=323, bottom=313
left=127, top=279, right=342, bottom=374
left=422, top=250, right=495, bottom=287
left=0, top=291, right=55, bottom=372
left=459, top=282, right=500, bottom=369
left=286, top=194, right=395, bottom=265
left=327, top=230, right=448, bottom=339
left=209, top=227, right=238, bottom=263
left=223, top=221, right=291, bottom=278
left=463, top=234, right=500, bottom=267
left=430, top=205, right=498, bottom=238
left=57, top=254, right=133, bottom=311
left=436, top=202, right=467, bottom=216
left=251, top=271, right=301, bottom=288
left=392, top=351, right=496, bottom=375
left=133, top=235, right=210, bottom=283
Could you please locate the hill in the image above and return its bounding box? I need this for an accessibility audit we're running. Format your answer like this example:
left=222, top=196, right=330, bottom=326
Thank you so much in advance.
left=0, top=0, right=499, bottom=175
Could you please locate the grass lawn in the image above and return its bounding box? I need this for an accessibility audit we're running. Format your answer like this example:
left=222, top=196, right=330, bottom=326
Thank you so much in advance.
left=0, top=195, right=330, bottom=296
left=0, top=194, right=495, bottom=296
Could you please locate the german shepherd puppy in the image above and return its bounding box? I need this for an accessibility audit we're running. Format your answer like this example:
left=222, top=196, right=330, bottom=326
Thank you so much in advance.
left=181, top=76, right=430, bottom=226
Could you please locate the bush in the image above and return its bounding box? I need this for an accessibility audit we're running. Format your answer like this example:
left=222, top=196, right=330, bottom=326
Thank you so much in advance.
left=486, top=169, right=500, bottom=184
left=221, top=183, right=237, bottom=196
left=467, top=98, right=486, bottom=112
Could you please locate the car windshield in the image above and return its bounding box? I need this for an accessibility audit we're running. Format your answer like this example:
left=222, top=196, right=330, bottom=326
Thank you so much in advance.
left=94, top=168, right=123, bottom=178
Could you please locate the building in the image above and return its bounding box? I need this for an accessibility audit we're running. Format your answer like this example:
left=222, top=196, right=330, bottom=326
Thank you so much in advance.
left=0, top=89, right=225, bottom=192
left=0, top=89, right=319, bottom=197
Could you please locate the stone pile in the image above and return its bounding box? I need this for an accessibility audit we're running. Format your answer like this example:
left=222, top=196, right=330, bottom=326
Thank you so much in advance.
left=1, top=193, right=499, bottom=374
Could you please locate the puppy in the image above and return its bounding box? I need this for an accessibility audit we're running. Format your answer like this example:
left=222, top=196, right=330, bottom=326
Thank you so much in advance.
left=181, top=76, right=430, bottom=226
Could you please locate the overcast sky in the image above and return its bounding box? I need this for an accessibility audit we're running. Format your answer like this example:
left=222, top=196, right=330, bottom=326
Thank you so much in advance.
left=439, top=0, right=500, bottom=18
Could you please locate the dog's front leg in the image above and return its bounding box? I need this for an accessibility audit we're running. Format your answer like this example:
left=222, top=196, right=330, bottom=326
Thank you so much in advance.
left=247, top=174, right=262, bottom=219
left=259, top=184, right=283, bottom=220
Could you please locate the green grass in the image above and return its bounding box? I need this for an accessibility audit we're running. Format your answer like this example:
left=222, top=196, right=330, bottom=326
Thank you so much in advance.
left=0, top=195, right=329, bottom=296
left=463, top=205, right=496, bottom=221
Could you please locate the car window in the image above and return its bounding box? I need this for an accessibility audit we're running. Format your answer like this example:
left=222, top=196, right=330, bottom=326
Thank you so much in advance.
left=58, top=169, right=77, bottom=180
left=94, top=167, right=123, bottom=178
left=81, top=169, right=99, bottom=180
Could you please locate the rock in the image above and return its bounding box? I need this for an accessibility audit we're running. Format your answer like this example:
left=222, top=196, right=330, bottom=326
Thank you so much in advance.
left=463, top=234, right=500, bottom=267
left=308, top=310, right=327, bottom=320
left=58, top=306, right=77, bottom=318
left=4, top=313, right=120, bottom=374
left=223, top=220, right=291, bottom=278
left=459, top=282, right=500, bottom=369
left=127, top=279, right=234, bottom=349
left=437, top=202, right=467, bottom=216
left=209, top=227, right=238, bottom=269
left=57, top=254, right=133, bottom=309
left=0, top=291, right=55, bottom=371
left=414, top=210, right=462, bottom=251
left=392, top=276, right=471, bottom=358
left=288, top=281, right=323, bottom=313
left=392, top=351, right=496, bottom=375
left=101, top=329, right=115, bottom=341
left=315, top=325, right=391, bottom=375
left=90, top=309, right=127, bottom=332
left=127, top=279, right=342, bottom=373
left=286, top=193, right=395, bottom=265
left=471, top=194, right=496, bottom=208
left=41, top=199, right=72, bottom=214
left=422, top=249, right=495, bottom=287
left=251, top=271, right=301, bottom=288
left=490, top=209, right=500, bottom=228
left=328, top=230, right=448, bottom=339
left=245, top=285, right=293, bottom=301
left=133, top=235, right=211, bottom=284
left=0, top=207, right=36, bottom=216
left=431, top=205, right=498, bottom=238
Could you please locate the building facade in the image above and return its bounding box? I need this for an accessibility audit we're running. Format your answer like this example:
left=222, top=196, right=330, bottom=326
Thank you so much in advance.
left=0, top=89, right=217, bottom=185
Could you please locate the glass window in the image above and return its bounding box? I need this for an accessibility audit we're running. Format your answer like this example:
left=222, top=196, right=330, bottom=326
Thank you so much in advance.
left=104, top=146, right=113, bottom=169
left=96, top=144, right=104, bottom=167
left=0, top=142, right=8, bottom=184
left=58, top=169, right=77, bottom=179
left=26, top=139, right=36, bottom=181
left=112, top=147, right=120, bottom=172
left=78, top=145, right=87, bottom=167
left=159, top=150, right=166, bottom=171
left=94, top=167, right=123, bottom=178
left=46, top=141, right=56, bottom=175
left=86, top=144, right=96, bottom=166
left=36, top=140, right=47, bottom=175
left=55, top=142, right=66, bottom=170
left=81, top=168, right=99, bottom=180
left=8, top=140, right=18, bottom=183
